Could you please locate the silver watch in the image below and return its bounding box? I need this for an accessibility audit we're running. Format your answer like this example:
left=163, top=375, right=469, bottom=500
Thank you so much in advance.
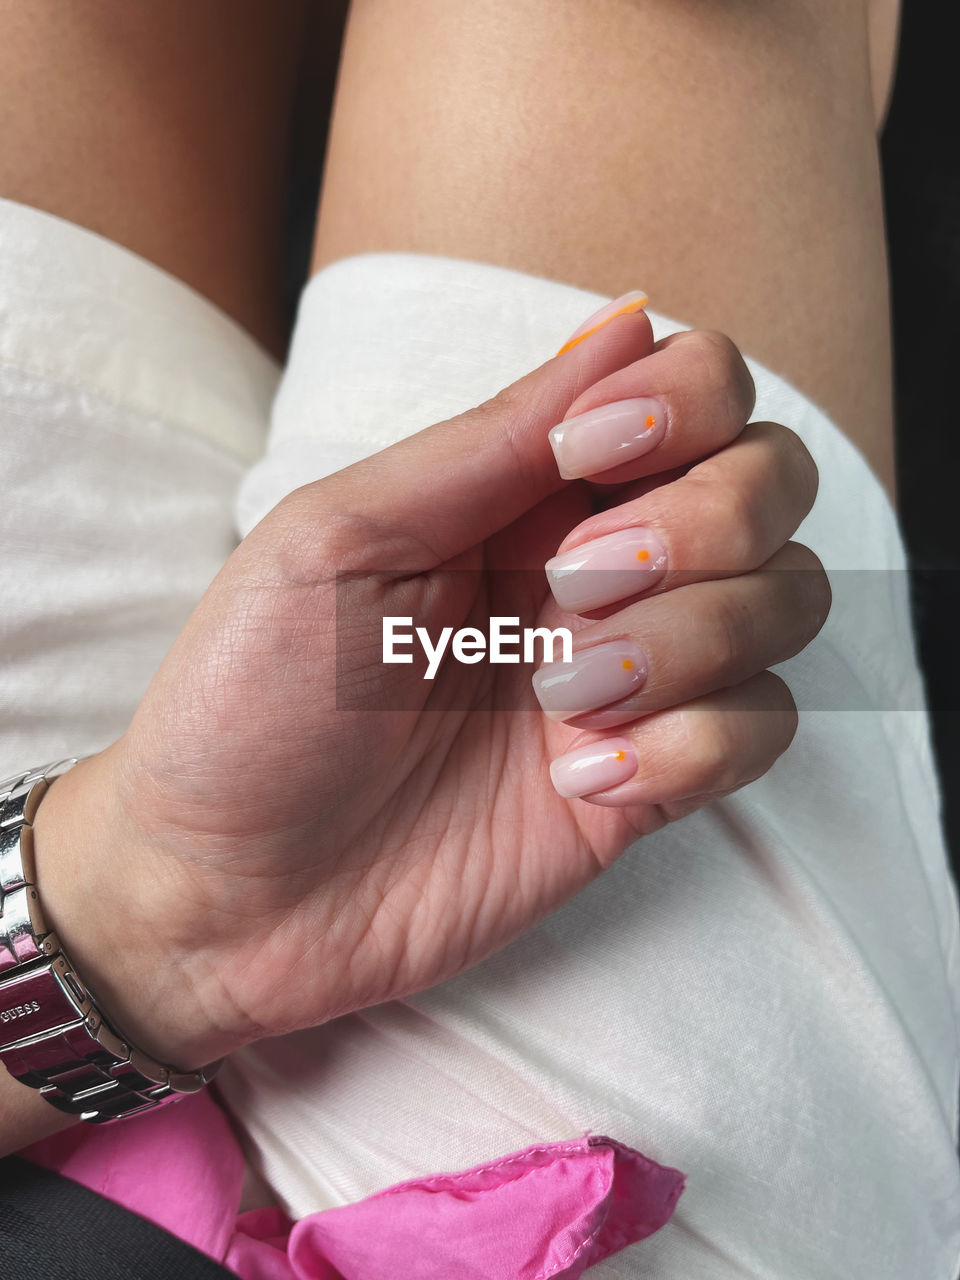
left=0, top=757, right=221, bottom=1124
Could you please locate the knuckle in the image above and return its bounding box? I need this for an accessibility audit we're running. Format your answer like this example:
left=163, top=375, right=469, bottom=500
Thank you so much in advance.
left=726, top=484, right=769, bottom=563
left=773, top=424, right=820, bottom=518
left=690, top=328, right=756, bottom=422
left=805, top=569, right=833, bottom=644
left=691, top=474, right=768, bottom=566
left=684, top=673, right=799, bottom=796
left=471, top=387, right=542, bottom=496
left=744, top=671, right=800, bottom=774
left=269, top=513, right=357, bottom=588
left=709, top=591, right=757, bottom=685
left=687, top=712, right=744, bottom=795
left=762, top=543, right=831, bottom=662
left=785, top=543, right=832, bottom=645
left=476, top=382, right=521, bottom=424
left=767, top=674, right=800, bottom=753
left=256, top=492, right=398, bottom=589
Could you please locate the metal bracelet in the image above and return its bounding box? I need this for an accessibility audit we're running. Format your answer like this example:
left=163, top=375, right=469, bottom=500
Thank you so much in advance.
left=0, top=758, right=221, bottom=1124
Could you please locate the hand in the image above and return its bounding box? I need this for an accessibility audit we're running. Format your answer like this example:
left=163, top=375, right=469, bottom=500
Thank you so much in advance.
left=33, top=305, right=828, bottom=1071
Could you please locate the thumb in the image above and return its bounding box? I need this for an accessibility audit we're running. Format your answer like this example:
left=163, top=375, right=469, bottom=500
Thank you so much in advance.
left=277, top=296, right=654, bottom=571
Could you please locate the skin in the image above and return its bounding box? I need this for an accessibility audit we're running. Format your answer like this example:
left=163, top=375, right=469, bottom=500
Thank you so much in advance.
left=313, top=0, right=899, bottom=500
left=0, top=0, right=307, bottom=357
left=0, top=0, right=898, bottom=1150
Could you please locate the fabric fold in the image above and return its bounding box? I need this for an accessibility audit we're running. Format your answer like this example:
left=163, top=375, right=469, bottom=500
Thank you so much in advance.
left=22, top=1093, right=685, bottom=1280
left=279, top=1136, right=684, bottom=1280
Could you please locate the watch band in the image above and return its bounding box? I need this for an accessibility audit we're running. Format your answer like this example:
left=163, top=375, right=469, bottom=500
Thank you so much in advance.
left=0, top=758, right=221, bottom=1124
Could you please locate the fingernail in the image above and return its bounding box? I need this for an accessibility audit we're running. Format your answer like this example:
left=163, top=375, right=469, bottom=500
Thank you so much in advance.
left=555, top=290, right=649, bottom=357
left=545, top=527, right=667, bottom=613
left=532, top=639, right=648, bottom=721
left=550, top=737, right=638, bottom=799
left=549, top=397, right=665, bottom=480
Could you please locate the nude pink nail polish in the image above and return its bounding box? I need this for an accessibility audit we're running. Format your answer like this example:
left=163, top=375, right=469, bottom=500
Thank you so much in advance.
left=546, top=527, right=667, bottom=613
left=532, top=639, right=648, bottom=721
left=549, top=737, right=638, bottom=798
left=548, top=398, right=666, bottom=480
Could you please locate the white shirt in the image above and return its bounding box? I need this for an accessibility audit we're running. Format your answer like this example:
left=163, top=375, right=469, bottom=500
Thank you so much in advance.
left=1, top=202, right=956, bottom=1278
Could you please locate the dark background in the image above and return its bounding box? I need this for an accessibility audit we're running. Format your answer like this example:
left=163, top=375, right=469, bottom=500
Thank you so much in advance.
left=286, top=1, right=960, bottom=878
left=882, top=1, right=960, bottom=877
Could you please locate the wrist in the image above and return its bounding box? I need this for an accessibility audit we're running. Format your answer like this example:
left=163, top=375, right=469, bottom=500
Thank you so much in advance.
left=28, top=746, right=242, bottom=1073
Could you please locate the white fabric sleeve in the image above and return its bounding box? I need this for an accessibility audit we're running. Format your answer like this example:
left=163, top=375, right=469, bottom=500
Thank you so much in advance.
left=225, top=252, right=960, bottom=1280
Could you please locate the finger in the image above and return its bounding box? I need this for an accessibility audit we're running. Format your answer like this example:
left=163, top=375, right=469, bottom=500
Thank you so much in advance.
left=547, top=328, right=756, bottom=484
left=544, top=422, right=819, bottom=614
left=532, top=541, right=830, bottom=729
left=547, top=671, right=798, bottom=805
left=266, top=306, right=655, bottom=575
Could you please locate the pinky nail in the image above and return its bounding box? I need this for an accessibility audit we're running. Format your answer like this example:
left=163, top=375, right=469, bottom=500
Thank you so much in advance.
left=555, top=290, right=649, bottom=357
left=549, top=738, right=638, bottom=798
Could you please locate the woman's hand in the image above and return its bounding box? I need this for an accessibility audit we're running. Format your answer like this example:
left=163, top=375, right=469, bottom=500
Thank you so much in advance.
left=33, top=302, right=828, bottom=1072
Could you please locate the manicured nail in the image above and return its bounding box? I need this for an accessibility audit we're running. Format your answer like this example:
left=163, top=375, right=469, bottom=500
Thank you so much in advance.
left=532, top=639, right=648, bottom=721
left=555, top=290, right=649, bottom=357
left=550, top=737, right=638, bottom=799
left=546, top=527, right=667, bottom=613
left=549, top=398, right=665, bottom=480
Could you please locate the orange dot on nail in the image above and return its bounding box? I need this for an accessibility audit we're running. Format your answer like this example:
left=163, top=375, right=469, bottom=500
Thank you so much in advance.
left=614, top=750, right=626, bottom=762
left=636, top=549, right=650, bottom=562
left=621, top=659, right=634, bottom=670
left=645, top=415, right=656, bottom=429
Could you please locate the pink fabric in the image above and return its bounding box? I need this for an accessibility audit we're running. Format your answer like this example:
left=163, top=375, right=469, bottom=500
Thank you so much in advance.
left=21, top=1092, right=685, bottom=1279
